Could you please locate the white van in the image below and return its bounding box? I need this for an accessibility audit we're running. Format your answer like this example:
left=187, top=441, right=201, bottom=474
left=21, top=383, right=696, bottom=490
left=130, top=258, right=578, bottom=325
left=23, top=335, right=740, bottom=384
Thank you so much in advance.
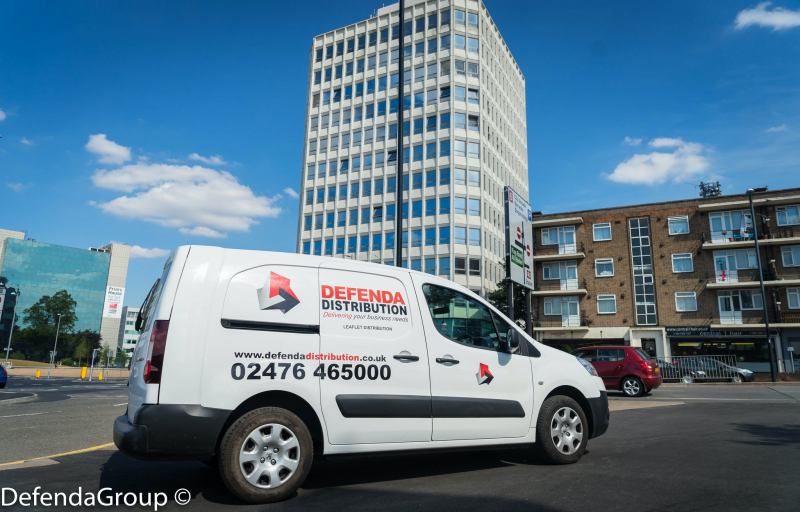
left=114, top=246, right=609, bottom=503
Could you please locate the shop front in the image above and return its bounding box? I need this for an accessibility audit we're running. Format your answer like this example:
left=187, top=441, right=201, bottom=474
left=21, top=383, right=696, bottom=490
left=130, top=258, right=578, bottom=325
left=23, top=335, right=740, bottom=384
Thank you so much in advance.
left=666, top=326, right=779, bottom=373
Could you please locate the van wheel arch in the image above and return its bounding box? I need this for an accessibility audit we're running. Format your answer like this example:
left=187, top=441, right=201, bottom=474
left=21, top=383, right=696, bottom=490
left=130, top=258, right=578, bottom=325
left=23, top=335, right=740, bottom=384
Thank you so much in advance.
left=544, top=386, right=595, bottom=439
left=214, top=391, right=325, bottom=459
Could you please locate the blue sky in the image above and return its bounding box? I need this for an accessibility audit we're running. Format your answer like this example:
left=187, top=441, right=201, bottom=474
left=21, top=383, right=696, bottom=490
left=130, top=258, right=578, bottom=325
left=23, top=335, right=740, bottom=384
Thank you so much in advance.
left=2, top=0, right=799, bottom=308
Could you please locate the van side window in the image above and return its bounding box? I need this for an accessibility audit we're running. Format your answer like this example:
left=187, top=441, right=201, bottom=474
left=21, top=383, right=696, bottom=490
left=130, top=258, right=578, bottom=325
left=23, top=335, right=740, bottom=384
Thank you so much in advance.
left=422, top=284, right=501, bottom=351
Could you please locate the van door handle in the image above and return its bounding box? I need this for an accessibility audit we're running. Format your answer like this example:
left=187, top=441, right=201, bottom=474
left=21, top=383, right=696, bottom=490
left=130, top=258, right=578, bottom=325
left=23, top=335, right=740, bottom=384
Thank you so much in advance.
left=393, top=355, right=420, bottom=362
left=436, top=358, right=459, bottom=364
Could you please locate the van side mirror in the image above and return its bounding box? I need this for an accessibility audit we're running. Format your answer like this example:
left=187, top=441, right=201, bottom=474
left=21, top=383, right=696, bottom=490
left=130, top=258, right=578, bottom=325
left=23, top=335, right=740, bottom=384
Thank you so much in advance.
left=506, top=328, right=520, bottom=353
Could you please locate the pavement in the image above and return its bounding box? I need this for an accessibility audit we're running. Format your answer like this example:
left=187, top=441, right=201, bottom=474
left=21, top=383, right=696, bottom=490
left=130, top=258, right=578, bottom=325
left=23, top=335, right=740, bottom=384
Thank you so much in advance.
left=0, top=380, right=799, bottom=511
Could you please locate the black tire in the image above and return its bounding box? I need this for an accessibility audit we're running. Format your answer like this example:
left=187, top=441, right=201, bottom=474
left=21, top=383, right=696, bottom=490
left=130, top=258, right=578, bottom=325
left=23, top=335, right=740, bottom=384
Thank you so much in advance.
left=219, top=407, right=313, bottom=504
left=731, top=374, right=743, bottom=383
left=621, top=376, right=645, bottom=397
left=0, top=383, right=5, bottom=389
left=533, top=395, right=588, bottom=464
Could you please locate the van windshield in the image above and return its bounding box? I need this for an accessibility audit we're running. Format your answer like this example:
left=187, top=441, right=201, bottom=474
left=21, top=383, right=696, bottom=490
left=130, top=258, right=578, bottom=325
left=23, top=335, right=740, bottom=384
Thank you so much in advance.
left=140, top=255, right=174, bottom=332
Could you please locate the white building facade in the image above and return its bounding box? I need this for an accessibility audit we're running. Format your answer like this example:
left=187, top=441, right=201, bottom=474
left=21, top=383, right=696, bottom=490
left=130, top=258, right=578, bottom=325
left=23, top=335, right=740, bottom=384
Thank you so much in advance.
left=117, top=306, right=140, bottom=356
left=296, top=0, right=528, bottom=295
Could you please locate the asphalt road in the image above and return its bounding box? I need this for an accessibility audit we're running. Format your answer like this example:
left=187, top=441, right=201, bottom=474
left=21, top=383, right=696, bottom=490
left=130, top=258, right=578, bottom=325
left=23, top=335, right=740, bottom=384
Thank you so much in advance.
left=1, top=384, right=799, bottom=511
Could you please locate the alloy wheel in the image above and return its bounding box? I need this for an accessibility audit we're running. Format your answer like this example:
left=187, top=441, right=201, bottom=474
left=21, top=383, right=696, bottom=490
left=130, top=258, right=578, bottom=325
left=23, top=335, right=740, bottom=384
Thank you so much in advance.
left=550, top=406, right=583, bottom=455
left=239, top=423, right=300, bottom=489
left=623, top=379, right=641, bottom=396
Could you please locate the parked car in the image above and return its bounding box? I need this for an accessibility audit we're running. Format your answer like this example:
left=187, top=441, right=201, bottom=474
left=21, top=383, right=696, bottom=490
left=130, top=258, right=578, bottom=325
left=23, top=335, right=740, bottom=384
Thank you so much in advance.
left=571, top=346, right=661, bottom=397
left=114, top=247, right=610, bottom=504
left=0, top=364, right=7, bottom=389
left=665, top=359, right=754, bottom=383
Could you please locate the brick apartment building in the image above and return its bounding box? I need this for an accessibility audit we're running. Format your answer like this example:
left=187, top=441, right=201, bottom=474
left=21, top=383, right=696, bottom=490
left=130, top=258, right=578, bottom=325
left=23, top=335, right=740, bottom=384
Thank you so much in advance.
left=529, top=186, right=800, bottom=374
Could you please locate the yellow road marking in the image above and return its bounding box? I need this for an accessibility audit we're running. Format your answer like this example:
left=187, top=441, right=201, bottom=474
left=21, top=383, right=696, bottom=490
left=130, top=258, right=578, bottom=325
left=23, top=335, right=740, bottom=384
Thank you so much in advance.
left=0, top=443, right=115, bottom=467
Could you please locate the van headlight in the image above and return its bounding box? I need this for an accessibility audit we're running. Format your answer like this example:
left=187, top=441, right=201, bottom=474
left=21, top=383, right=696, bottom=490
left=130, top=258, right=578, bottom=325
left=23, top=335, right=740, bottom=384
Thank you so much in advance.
left=576, top=357, right=599, bottom=377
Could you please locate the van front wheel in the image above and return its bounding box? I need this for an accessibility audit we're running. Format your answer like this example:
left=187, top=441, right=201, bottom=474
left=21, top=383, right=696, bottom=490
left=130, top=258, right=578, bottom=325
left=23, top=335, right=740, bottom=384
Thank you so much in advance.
left=219, top=407, right=313, bottom=504
left=533, top=395, right=588, bottom=465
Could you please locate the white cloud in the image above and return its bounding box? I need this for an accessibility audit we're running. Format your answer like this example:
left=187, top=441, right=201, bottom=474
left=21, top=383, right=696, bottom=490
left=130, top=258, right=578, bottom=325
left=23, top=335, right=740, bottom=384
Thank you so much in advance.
left=8, top=183, right=31, bottom=192
left=283, top=187, right=299, bottom=198
left=166, top=158, right=182, bottom=163
left=86, top=134, right=132, bottom=165
left=91, top=162, right=281, bottom=237
left=0, top=108, right=6, bottom=121
left=623, top=137, right=642, bottom=146
left=735, top=2, right=800, bottom=30
left=765, top=124, right=788, bottom=132
left=606, top=138, right=711, bottom=186
left=20, top=137, right=35, bottom=146
left=188, top=153, right=227, bottom=165
left=179, top=227, right=227, bottom=238
left=138, top=155, right=149, bottom=161
left=129, top=245, right=172, bottom=259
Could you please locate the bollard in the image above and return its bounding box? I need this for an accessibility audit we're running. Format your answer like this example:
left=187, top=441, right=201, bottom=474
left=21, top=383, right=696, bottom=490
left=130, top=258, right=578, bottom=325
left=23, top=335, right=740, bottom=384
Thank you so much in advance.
left=81, top=367, right=87, bottom=379
left=99, top=372, right=103, bottom=381
left=36, top=369, right=41, bottom=378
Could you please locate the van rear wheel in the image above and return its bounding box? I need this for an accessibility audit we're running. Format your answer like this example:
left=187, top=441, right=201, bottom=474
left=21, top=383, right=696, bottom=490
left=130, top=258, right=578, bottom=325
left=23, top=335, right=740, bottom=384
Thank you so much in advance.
left=219, top=407, right=313, bottom=504
left=533, top=395, right=588, bottom=465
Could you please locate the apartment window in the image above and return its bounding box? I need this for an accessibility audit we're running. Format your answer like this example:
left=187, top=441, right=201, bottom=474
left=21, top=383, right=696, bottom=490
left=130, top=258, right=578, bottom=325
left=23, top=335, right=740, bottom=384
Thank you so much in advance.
left=630, top=217, right=657, bottom=325
left=441, top=60, right=451, bottom=77
left=385, top=232, right=395, bottom=250
left=329, top=160, right=337, bottom=175
left=307, top=164, right=315, bottom=180
left=363, top=153, right=372, bottom=169
left=440, top=168, right=450, bottom=185
left=402, top=230, right=408, bottom=247
left=358, top=35, right=365, bottom=50
left=469, top=198, right=480, bottom=216
left=467, top=37, right=478, bottom=53
left=454, top=168, right=466, bottom=185
left=426, top=116, right=437, bottom=133
left=373, top=206, right=382, bottom=222
left=415, top=42, right=424, bottom=56
left=668, top=215, right=690, bottom=235
left=326, top=212, right=334, bottom=227
left=424, top=171, right=436, bottom=188
left=354, top=107, right=363, bottom=122
left=308, top=140, right=317, bottom=155
left=595, top=258, right=614, bottom=277
left=455, top=86, right=466, bottom=102
left=378, top=101, right=386, bottom=116
left=411, top=145, right=423, bottom=162
left=316, top=189, right=324, bottom=203
left=380, top=28, right=389, bottom=43
left=314, top=240, right=322, bottom=255
left=469, top=258, right=480, bottom=276
left=331, top=112, right=340, bottom=127
left=312, top=94, right=319, bottom=107
left=411, top=230, right=422, bottom=247
left=439, top=257, right=450, bottom=276
left=788, top=288, right=800, bottom=309
left=379, top=76, right=388, bottom=92
left=403, top=45, right=412, bottom=63
left=468, top=115, right=479, bottom=131
left=455, top=60, right=466, bottom=76
left=367, top=78, right=376, bottom=94
left=339, top=183, right=348, bottom=198
left=362, top=181, right=372, bottom=196
left=597, top=295, right=617, bottom=314
left=365, top=104, right=374, bottom=119
left=469, top=228, right=480, bottom=246
left=428, top=12, right=438, bottom=28
left=423, top=258, right=436, bottom=275
left=319, top=138, right=328, bottom=153
left=318, top=162, right=326, bottom=177
left=455, top=140, right=466, bottom=157
left=369, top=32, right=377, bottom=47
left=375, top=178, right=383, bottom=194
left=450, top=258, right=465, bottom=276
left=425, top=142, right=436, bottom=160
left=455, top=34, right=466, bottom=51
left=455, top=9, right=466, bottom=25
left=672, top=253, right=694, bottom=273
left=304, top=215, right=312, bottom=230
left=332, top=88, right=341, bottom=103
left=415, top=17, right=425, bottom=33
left=441, top=34, right=451, bottom=50
left=315, top=48, right=323, bottom=62
left=468, top=142, right=480, bottom=159
left=357, top=207, right=368, bottom=224
left=388, top=150, right=397, bottom=165
left=454, top=112, right=466, bottom=129
left=391, top=25, right=400, bottom=41
left=348, top=236, right=357, bottom=253
left=303, top=242, right=310, bottom=255
left=440, top=197, right=451, bottom=214
left=593, top=222, right=612, bottom=241
left=782, top=246, right=800, bottom=266
left=423, top=228, right=436, bottom=247
left=386, top=203, right=396, bottom=220
left=314, top=71, right=321, bottom=85
left=675, top=292, right=697, bottom=312
left=455, top=197, right=466, bottom=214
left=441, top=86, right=451, bottom=100
left=323, top=91, right=331, bottom=105
left=350, top=182, right=359, bottom=198
left=360, top=235, right=369, bottom=252
left=326, top=46, right=333, bottom=59
left=335, top=65, right=342, bottom=79
left=336, top=42, right=344, bottom=56
left=467, top=62, right=478, bottom=78
left=337, top=211, right=346, bottom=227
left=441, top=10, right=451, bottom=25
left=349, top=209, right=358, bottom=225
left=428, top=38, right=438, bottom=54
left=386, top=176, right=396, bottom=193
left=365, top=56, right=376, bottom=72
left=347, top=38, right=354, bottom=54
left=373, top=234, right=382, bottom=250
left=315, top=213, right=323, bottom=228
left=440, top=112, right=451, bottom=129
left=412, top=200, right=422, bottom=218
left=347, top=62, right=354, bottom=76
left=468, top=169, right=480, bottom=186
left=468, top=89, right=479, bottom=104
left=414, top=93, right=424, bottom=110
left=412, top=173, right=423, bottom=189
left=440, top=140, right=451, bottom=157
left=439, top=227, right=451, bottom=245
left=467, top=12, right=478, bottom=28
left=777, top=206, right=800, bottom=226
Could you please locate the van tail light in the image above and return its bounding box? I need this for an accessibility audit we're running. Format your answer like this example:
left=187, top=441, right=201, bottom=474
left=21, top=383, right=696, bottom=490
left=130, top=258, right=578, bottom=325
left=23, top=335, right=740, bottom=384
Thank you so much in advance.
left=143, top=320, right=169, bottom=384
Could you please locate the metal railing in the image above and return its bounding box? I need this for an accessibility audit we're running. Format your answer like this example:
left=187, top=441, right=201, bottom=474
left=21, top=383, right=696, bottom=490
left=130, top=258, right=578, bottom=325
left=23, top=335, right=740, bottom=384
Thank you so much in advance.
left=654, top=355, right=740, bottom=382
left=703, top=227, right=800, bottom=244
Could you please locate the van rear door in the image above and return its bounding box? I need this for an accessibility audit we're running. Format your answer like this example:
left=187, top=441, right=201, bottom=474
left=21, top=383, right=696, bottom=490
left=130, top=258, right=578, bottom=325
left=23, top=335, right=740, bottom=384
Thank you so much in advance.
left=127, top=247, right=189, bottom=422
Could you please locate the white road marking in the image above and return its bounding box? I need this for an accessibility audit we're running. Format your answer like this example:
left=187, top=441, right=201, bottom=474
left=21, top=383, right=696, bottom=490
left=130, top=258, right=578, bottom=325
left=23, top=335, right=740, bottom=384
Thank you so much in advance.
left=0, top=411, right=53, bottom=419
left=113, top=403, right=127, bottom=406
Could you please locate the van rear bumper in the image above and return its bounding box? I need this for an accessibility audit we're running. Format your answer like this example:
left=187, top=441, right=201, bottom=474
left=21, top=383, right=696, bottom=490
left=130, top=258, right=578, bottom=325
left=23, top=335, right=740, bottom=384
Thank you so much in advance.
left=587, top=391, right=610, bottom=439
left=114, top=404, right=230, bottom=461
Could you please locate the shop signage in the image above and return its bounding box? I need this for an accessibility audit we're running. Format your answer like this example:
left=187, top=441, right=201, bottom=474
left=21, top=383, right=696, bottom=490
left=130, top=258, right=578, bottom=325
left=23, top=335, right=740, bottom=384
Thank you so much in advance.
left=102, top=286, right=125, bottom=319
left=504, top=187, right=534, bottom=290
left=666, top=326, right=772, bottom=337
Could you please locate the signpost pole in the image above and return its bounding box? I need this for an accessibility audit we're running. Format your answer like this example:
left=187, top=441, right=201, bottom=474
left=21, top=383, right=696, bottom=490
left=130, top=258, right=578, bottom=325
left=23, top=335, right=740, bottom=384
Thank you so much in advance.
left=504, top=187, right=513, bottom=321
left=394, top=0, right=406, bottom=269
left=524, top=289, right=532, bottom=336
left=748, top=189, right=777, bottom=382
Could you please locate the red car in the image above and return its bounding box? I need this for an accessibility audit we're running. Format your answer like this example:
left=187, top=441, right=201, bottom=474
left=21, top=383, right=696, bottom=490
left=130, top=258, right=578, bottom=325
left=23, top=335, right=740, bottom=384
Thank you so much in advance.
left=571, top=346, right=662, bottom=397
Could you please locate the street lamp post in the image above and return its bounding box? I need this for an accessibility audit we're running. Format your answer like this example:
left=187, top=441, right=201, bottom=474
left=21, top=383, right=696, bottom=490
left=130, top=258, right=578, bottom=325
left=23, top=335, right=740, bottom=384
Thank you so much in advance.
left=394, top=0, right=406, bottom=269
left=47, top=313, right=62, bottom=380
left=3, top=290, right=20, bottom=367
left=748, top=189, right=777, bottom=383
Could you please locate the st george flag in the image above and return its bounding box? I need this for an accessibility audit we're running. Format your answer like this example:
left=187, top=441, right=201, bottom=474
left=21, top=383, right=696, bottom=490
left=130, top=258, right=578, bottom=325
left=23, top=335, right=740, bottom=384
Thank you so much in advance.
left=476, top=363, right=494, bottom=385
left=257, top=272, right=300, bottom=313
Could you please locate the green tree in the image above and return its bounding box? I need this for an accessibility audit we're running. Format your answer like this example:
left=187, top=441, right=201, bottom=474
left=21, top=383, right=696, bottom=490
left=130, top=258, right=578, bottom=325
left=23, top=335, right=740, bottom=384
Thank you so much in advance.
left=116, top=350, right=130, bottom=368
left=21, top=290, right=78, bottom=359
left=99, top=343, right=114, bottom=367
left=487, top=262, right=530, bottom=331
left=74, top=340, right=89, bottom=367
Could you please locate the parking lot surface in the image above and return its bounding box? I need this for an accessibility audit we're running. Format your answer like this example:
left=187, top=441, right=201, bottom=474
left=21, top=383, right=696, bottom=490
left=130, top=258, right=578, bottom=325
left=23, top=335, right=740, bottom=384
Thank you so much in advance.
left=1, top=381, right=799, bottom=511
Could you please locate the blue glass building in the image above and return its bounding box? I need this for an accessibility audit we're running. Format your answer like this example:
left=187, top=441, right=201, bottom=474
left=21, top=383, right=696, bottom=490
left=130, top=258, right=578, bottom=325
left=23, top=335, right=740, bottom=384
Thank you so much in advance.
left=0, top=239, right=112, bottom=333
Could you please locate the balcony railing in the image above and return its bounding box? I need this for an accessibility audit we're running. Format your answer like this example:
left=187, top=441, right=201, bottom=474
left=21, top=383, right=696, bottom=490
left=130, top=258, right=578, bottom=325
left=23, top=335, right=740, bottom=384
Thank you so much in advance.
left=703, top=227, right=800, bottom=244
left=711, top=269, right=800, bottom=284
left=535, top=241, right=585, bottom=257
